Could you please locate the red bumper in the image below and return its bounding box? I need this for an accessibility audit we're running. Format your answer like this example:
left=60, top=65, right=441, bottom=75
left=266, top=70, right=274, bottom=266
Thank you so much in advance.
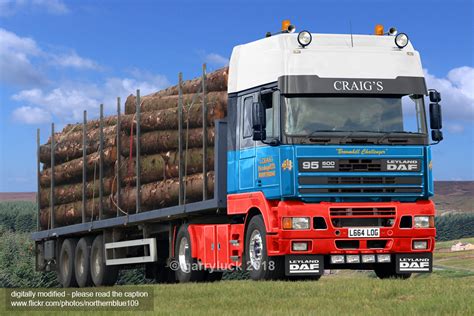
left=265, top=200, right=436, bottom=256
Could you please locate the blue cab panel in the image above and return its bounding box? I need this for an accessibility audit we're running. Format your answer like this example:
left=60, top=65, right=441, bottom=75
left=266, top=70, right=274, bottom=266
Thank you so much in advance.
left=228, top=144, right=432, bottom=202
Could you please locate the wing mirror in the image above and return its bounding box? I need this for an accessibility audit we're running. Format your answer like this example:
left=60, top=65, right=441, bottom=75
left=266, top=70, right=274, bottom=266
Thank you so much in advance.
left=428, top=90, right=443, bottom=143
left=252, top=101, right=266, bottom=141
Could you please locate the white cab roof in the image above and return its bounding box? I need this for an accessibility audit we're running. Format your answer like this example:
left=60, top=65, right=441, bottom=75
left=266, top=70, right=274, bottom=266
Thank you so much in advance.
left=228, top=33, right=425, bottom=94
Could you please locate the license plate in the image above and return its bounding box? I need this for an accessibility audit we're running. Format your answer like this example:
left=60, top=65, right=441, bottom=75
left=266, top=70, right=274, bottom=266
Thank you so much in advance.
left=348, top=227, right=380, bottom=238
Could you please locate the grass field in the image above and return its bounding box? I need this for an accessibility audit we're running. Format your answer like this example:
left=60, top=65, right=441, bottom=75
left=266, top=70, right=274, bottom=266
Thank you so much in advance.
left=1, top=274, right=473, bottom=315
left=2, top=237, right=474, bottom=316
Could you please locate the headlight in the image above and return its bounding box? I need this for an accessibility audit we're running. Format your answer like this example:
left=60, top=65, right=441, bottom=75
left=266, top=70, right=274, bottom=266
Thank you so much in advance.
left=282, top=217, right=310, bottom=230
left=414, top=216, right=431, bottom=228
left=395, top=33, right=409, bottom=48
left=297, top=31, right=312, bottom=47
left=413, top=240, right=428, bottom=250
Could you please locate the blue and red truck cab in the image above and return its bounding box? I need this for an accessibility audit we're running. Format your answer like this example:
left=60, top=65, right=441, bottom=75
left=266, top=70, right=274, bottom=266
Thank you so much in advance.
left=188, top=22, right=443, bottom=280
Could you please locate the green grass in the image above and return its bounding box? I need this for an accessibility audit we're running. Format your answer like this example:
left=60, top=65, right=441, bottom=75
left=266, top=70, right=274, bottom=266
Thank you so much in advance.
left=1, top=274, right=473, bottom=315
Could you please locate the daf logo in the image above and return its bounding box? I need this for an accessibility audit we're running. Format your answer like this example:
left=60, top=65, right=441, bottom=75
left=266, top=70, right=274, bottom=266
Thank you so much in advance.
left=333, top=80, right=384, bottom=92
left=398, top=257, right=431, bottom=272
left=386, top=159, right=419, bottom=171
left=289, top=263, right=319, bottom=271
left=400, top=261, right=430, bottom=269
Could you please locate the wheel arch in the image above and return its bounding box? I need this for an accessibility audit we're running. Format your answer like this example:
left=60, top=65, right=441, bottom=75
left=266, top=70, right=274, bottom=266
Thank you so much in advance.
left=228, top=192, right=277, bottom=234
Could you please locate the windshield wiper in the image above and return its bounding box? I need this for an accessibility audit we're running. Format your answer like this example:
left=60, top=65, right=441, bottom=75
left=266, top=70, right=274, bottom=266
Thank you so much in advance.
left=306, top=130, right=346, bottom=138
left=338, top=130, right=385, bottom=144
left=376, top=131, right=422, bottom=144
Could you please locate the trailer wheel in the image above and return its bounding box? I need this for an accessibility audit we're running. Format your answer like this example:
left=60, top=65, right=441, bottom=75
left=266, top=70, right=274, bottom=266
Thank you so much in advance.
left=75, top=237, right=94, bottom=287
left=174, top=224, right=206, bottom=283
left=90, top=235, right=118, bottom=286
left=244, top=215, right=284, bottom=280
left=58, top=239, right=78, bottom=288
left=374, top=264, right=411, bottom=279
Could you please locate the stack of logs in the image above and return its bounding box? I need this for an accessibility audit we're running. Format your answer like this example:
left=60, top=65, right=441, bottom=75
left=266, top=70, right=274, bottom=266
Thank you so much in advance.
left=39, top=67, right=228, bottom=229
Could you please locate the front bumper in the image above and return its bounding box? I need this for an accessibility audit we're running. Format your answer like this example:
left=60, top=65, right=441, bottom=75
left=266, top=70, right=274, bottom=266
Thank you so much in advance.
left=266, top=200, right=436, bottom=256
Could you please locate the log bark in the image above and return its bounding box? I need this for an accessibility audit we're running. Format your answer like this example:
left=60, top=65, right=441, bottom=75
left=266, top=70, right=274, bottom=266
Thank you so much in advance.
left=124, top=67, right=228, bottom=114
left=60, top=116, right=118, bottom=134
left=40, top=147, right=117, bottom=186
left=39, top=197, right=115, bottom=229
left=39, top=172, right=214, bottom=229
left=125, top=91, right=227, bottom=115
left=120, top=127, right=215, bottom=156
left=39, top=177, right=116, bottom=208
left=47, top=125, right=116, bottom=145
left=119, top=172, right=214, bottom=211
left=40, top=133, right=117, bottom=164
left=121, top=101, right=225, bottom=132
left=120, top=147, right=214, bottom=185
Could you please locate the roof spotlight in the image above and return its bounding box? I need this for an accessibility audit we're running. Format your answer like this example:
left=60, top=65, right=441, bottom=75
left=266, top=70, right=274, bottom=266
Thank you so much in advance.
left=282, top=20, right=296, bottom=33
left=388, top=27, right=397, bottom=36
left=297, top=31, right=312, bottom=47
left=395, top=33, right=409, bottom=48
left=287, top=24, right=296, bottom=33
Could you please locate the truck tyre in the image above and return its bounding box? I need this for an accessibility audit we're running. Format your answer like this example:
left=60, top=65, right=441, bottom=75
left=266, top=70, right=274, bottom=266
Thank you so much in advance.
left=244, top=215, right=284, bottom=280
left=174, top=224, right=206, bottom=283
left=286, top=275, right=322, bottom=281
left=374, top=264, right=411, bottom=279
left=58, top=239, right=78, bottom=288
left=75, top=237, right=94, bottom=287
left=149, top=263, right=177, bottom=284
left=90, top=235, right=118, bottom=286
left=205, top=271, right=223, bottom=282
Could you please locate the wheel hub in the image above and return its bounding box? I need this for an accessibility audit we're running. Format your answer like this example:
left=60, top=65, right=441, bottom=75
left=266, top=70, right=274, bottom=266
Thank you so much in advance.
left=249, top=229, right=263, bottom=270
left=178, top=237, right=190, bottom=273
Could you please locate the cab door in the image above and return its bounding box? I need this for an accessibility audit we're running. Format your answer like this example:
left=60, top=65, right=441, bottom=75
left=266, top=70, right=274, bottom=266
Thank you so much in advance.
left=255, top=90, right=281, bottom=198
left=238, top=93, right=257, bottom=191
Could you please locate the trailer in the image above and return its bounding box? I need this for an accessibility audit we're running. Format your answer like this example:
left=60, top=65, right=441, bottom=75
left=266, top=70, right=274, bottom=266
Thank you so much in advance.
left=33, top=21, right=443, bottom=286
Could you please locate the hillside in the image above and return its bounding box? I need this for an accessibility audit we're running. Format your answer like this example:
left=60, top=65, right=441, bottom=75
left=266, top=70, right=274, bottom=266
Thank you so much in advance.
left=433, top=181, right=474, bottom=214
left=0, top=192, right=35, bottom=202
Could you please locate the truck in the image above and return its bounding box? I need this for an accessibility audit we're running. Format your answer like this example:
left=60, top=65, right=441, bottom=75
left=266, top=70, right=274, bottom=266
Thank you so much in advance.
left=33, top=21, right=443, bottom=286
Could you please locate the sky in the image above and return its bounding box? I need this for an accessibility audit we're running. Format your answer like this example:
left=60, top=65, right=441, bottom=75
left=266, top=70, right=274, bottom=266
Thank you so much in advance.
left=0, top=0, right=473, bottom=192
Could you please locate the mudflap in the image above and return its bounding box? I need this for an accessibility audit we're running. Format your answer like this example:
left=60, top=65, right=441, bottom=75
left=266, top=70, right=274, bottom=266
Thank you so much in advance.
left=285, top=255, right=324, bottom=276
left=396, top=253, right=433, bottom=273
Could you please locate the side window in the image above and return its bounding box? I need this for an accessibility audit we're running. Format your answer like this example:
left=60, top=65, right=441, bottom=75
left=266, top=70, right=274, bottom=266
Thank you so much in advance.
left=266, top=106, right=274, bottom=138
left=242, top=96, right=253, bottom=138
left=262, top=91, right=280, bottom=139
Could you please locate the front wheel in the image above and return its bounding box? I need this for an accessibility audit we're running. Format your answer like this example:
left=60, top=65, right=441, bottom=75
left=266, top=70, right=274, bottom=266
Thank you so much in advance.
left=244, top=215, right=284, bottom=280
left=174, top=224, right=206, bottom=283
left=374, top=263, right=411, bottom=279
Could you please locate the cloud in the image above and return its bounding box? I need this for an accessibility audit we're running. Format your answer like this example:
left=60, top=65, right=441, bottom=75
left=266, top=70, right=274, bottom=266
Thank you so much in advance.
left=32, top=0, right=69, bottom=14
left=0, top=0, right=69, bottom=16
left=11, top=71, right=169, bottom=123
left=0, top=28, right=101, bottom=87
left=0, top=28, right=46, bottom=86
left=445, top=123, right=465, bottom=134
left=48, top=51, right=101, bottom=70
left=424, top=66, right=474, bottom=123
left=204, top=53, right=229, bottom=68
left=12, top=105, right=52, bottom=124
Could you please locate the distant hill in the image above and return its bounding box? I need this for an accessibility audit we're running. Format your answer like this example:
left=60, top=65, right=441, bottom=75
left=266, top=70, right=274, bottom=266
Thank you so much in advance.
left=0, top=192, right=36, bottom=202
left=0, top=181, right=472, bottom=214
left=434, top=181, right=473, bottom=215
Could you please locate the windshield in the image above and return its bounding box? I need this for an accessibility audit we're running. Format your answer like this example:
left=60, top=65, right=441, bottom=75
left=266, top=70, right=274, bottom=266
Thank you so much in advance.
left=283, top=96, right=427, bottom=136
